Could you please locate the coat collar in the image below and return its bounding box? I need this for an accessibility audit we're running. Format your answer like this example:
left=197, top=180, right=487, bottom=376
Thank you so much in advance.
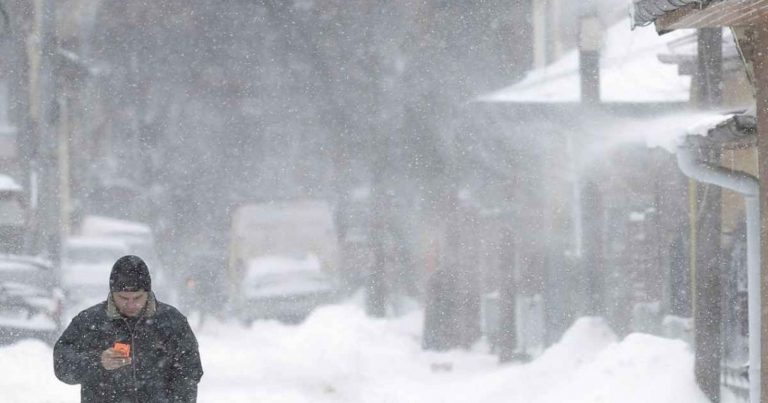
left=107, top=291, right=158, bottom=320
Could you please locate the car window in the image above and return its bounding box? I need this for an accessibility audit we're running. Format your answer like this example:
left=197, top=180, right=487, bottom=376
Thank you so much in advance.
left=0, top=261, right=51, bottom=289
left=0, top=198, right=25, bottom=226
left=64, top=247, right=125, bottom=264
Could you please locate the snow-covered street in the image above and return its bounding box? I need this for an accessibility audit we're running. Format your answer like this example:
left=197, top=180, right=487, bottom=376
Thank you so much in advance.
left=2, top=300, right=713, bottom=403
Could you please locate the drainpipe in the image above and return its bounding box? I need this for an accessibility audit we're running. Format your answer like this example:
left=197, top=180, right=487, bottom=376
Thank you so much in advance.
left=676, top=141, right=760, bottom=402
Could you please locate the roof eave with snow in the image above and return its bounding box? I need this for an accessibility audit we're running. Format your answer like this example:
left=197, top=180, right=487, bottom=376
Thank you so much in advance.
left=630, top=0, right=706, bottom=29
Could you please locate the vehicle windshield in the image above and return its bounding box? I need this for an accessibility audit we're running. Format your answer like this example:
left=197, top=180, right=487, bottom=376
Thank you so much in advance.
left=64, top=247, right=125, bottom=265
left=0, top=197, right=24, bottom=226
left=247, top=271, right=329, bottom=287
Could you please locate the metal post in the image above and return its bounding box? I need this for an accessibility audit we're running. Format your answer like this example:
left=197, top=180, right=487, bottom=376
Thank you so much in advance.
left=498, top=225, right=518, bottom=362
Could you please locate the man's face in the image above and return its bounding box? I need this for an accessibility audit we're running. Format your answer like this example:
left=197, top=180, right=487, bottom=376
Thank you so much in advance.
left=113, top=291, right=148, bottom=317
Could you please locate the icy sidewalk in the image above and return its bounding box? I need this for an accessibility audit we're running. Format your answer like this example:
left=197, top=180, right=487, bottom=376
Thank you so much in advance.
left=1, top=303, right=711, bottom=403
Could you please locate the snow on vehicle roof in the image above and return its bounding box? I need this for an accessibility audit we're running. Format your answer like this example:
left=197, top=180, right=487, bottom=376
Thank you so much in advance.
left=0, top=174, right=22, bottom=192
left=0, top=260, right=41, bottom=273
left=80, top=215, right=152, bottom=237
left=63, top=236, right=130, bottom=250
left=0, top=254, right=52, bottom=271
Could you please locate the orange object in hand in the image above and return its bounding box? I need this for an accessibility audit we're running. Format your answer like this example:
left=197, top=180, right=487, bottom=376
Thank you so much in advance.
left=114, top=343, right=131, bottom=358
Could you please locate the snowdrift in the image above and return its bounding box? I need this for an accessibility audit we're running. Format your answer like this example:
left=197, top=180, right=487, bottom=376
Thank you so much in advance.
left=0, top=303, right=711, bottom=403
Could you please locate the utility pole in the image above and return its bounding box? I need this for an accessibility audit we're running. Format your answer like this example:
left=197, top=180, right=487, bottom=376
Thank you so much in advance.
left=28, top=0, right=60, bottom=260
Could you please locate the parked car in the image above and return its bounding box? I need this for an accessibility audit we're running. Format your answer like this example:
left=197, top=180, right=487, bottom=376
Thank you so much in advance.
left=0, top=174, right=27, bottom=255
left=78, top=215, right=170, bottom=297
left=0, top=255, right=62, bottom=345
left=60, top=236, right=130, bottom=322
left=239, top=255, right=340, bottom=324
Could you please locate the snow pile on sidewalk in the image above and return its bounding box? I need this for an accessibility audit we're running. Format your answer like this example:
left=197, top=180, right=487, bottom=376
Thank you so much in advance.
left=196, top=305, right=710, bottom=403
left=0, top=339, right=79, bottom=402
left=1, top=303, right=711, bottom=403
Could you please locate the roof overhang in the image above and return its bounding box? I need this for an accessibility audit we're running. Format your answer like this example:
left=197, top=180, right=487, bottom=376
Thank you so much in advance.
left=632, top=0, right=768, bottom=30
left=659, top=0, right=768, bottom=30
left=630, top=0, right=703, bottom=29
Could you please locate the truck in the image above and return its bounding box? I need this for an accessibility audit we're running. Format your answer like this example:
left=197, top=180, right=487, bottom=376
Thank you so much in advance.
left=228, top=199, right=340, bottom=323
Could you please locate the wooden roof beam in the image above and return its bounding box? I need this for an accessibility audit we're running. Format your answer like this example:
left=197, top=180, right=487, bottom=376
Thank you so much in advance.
left=657, top=0, right=768, bottom=30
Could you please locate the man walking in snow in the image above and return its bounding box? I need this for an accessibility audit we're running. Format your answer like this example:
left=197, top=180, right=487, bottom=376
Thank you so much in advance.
left=54, top=255, right=203, bottom=402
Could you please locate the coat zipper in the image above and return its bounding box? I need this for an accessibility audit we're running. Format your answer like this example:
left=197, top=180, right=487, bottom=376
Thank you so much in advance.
left=125, top=318, right=139, bottom=403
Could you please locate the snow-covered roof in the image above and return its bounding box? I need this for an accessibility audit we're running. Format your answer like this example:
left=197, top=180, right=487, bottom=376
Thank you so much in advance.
left=0, top=175, right=22, bottom=192
left=600, top=111, right=737, bottom=153
left=479, top=18, right=693, bottom=104
left=0, top=255, right=52, bottom=272
left=592, top=109, right=754, bottom=157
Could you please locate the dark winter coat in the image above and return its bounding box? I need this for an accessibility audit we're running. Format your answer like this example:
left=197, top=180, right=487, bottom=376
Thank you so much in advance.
left=53, top=292, right=203, bottom=402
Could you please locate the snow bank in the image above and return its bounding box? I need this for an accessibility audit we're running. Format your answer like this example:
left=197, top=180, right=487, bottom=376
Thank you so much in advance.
left=536, top=333, right=708, bottom=403
left=197, top=305, right=430, bottom=402
left=197, top=306, right=710, bottom=403
left=0, top=340, right=79, bottom=402
left=1, top=302, right=712, bottom=403
left=454, top=317, right=618, bottom=403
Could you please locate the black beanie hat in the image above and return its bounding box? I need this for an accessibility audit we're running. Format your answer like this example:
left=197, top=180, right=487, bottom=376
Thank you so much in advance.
left=110, top=255, right=151, bottom=292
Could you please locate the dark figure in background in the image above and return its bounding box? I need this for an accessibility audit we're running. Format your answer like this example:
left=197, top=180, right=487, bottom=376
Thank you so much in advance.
left=179, top=254, right=224, bottom=326
left=54, top=255, right=203, bottom=402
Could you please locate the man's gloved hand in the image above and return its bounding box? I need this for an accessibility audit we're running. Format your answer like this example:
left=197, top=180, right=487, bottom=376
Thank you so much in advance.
left=100, top=348, right=132, bottom=370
